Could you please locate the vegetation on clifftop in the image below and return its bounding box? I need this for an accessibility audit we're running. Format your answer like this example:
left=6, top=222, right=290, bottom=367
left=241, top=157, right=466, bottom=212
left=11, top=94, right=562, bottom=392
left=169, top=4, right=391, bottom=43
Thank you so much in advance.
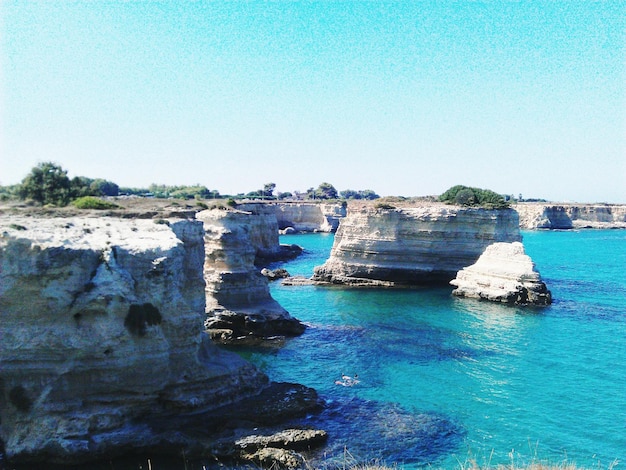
left=439, top=185, right=510, bottom=209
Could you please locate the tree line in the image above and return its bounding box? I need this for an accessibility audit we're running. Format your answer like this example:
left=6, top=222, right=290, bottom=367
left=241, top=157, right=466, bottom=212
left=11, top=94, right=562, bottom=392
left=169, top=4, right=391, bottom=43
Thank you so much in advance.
left=1, top=162, right=513, bottom=209
left=0, top=163, right=381, bottom=206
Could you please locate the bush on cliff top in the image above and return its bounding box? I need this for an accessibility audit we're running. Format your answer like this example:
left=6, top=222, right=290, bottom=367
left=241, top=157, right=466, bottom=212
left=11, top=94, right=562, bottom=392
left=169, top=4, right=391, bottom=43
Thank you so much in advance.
left=439, top=185, right=510, bottom=209
left=72, top=196, right=119, bottom=210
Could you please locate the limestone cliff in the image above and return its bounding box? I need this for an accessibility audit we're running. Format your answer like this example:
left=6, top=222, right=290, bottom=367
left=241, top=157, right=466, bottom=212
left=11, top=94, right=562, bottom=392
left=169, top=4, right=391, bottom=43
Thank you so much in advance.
left=450, top=242, right=552, bottom=306
left=515, top=203, right=626, bottom=229
left=275, top=202, right=346, bottom=232
left=313, top=204, right=521, bottom=285
left=0, top=215, right=269, bottom=463
left=235, top=203, right=302, bottom=263
left=198, top=209, right=305, bottom=342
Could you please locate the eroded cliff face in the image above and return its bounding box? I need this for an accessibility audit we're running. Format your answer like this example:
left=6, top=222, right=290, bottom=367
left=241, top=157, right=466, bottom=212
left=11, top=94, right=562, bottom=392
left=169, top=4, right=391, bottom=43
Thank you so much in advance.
left=275, top=203, right=346, bottom=232
left=515, top=203, right=626, bottom=229
left=450, top=242, right=552, bottom=305
left=313, top=205, right=521, bottom=285
left=198, top=209, right=305, bottom=341
left=0, top=216, right=269, bottom=463
left=235, top=203, right=303, bottom=263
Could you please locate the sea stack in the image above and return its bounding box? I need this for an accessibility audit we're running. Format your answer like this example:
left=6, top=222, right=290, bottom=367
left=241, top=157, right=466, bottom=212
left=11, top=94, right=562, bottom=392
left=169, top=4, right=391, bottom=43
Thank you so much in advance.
left=198, top=208, right=305, bottom=342
left=313, top=204, right=521, bottom=286
left=450, top=241, right=552, bottom=306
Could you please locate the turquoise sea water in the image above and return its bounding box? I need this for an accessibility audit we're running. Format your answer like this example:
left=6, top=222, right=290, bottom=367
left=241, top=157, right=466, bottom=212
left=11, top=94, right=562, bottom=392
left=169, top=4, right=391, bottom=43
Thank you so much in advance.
left=240, top=231, right=626, bottom=469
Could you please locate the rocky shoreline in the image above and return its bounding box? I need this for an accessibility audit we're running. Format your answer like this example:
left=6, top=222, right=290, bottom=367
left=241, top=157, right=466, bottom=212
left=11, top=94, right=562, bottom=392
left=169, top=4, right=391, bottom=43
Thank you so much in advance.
left=0, top=207, right=327, bottom=468
left=514, top=202, right=626, bottom=230
left=0, top=198, right=613, bottom=467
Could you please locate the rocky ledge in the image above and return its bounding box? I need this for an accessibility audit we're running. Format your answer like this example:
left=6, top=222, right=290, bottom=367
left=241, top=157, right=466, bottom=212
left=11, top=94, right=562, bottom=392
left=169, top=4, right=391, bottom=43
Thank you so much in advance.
left=313, top=204, right=521, bottom=286
left=450, top=242, right=552, bottom=306
left=0, top=214, right=315, bottom=466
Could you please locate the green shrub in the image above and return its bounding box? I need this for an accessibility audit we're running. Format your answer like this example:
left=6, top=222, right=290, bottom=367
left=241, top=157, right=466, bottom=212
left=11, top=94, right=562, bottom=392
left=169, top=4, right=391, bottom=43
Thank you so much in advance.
left=72, top=196, right=119, bottom=210
left=375, top=202, right=396, bottom=210
left=439, top=185, right=509, bottom=209
left=9, top=224, right=27, bottom=231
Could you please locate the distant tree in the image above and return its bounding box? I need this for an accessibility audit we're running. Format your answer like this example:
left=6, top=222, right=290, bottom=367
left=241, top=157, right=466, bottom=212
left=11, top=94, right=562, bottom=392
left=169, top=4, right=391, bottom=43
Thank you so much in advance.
left=0, top=184, right=20, bottom=201
left=311, top=182, right=338, bottom=200
left=145, top=184, right=216, bottom=199
left=119, top=186, right=150, bottom=196
left=70, top=176, right=96, bottom=198
left=90, top=179, right=119, bottom=197
left=340, top=189, right=380, bottom=200
left=18, top=162, right=72, bottom=206
left=262, top=183, right=276, bottom=198
left=277, top=191, right=293, bottom=200
left=358, top=189, right=380, bottom=200
left=340, top=189, right=360, bottom=199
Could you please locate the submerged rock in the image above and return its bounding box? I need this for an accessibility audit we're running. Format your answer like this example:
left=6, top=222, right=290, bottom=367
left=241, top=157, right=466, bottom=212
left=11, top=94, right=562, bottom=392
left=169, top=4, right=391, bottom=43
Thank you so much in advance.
left=450, top=241, right=552, bottom=306
left=261, top=267, right=291, bottom=281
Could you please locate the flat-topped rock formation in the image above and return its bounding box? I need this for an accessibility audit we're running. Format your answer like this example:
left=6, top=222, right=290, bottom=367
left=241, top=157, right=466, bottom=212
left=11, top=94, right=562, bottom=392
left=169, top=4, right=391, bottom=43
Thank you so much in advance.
left=0, top=215, right=271, bottom=463
left=274, top=202, right=346, bottom=232
left=450, top=242, right=552, bottom=306
left=515, top=203, right=626, bottom=229
left=198, top=209, right=305, bottom=342
left=313, top=204, right=521, bottom=286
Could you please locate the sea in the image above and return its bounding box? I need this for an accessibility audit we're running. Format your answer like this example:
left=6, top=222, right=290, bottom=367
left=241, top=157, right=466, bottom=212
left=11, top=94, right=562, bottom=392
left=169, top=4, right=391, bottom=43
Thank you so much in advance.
left=235, top=229, right=626, bottom=469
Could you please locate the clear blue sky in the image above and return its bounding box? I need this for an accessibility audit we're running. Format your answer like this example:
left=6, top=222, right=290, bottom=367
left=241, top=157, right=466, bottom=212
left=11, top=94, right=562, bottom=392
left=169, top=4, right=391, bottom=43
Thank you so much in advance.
left=1, top=1, right=625, bottom=202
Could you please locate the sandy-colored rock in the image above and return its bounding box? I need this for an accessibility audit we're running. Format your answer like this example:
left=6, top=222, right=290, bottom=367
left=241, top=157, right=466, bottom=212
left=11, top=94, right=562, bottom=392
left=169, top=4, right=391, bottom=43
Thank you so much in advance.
left=450, top=241, right=551, bottom=305
left=313, top=204, right=521, bottom=285
left=274, top=202, right=346, bottom=232
left=0, top=215, right=269, bottom=464
left=515, top=203, right=626, bottom=229
left=198, top=209, right=305, bottom=341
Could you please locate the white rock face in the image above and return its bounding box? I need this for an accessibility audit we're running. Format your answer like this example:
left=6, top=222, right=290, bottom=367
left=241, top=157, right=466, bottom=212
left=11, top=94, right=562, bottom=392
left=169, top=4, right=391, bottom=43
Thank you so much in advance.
left=515, top=203, right=626, bottom=229
left=0, top=215, right=268, bottom=463
left=198, top=209, right=305, bottom=341
left=313, top=205, right=521, bottom=285
left=275, top=203, right=346, bottom=232
left=450, top=242, right=552, bottom=305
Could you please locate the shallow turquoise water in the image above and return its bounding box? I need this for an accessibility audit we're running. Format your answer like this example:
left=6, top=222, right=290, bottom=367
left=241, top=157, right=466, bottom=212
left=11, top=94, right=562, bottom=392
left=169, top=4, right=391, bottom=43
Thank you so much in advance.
left=241, top=231, right=626, bottom=468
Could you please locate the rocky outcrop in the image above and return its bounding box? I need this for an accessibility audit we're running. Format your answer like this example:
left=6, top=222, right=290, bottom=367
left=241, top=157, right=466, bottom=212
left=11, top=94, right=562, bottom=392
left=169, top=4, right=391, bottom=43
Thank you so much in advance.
left=235, top=203, right=303, bottom=263
left=0, top=215, right=270, bottom=464
left=211, top=428, right=328, bottom=469
left=274, top=202, right=346, bottom=232
left=198, top=209, right=305, bottom=342
left=313, top=204, right=521, bottom=286
left=450, top=242, right=552, bottom=305
left=515, top=203, right=626, bottom=229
